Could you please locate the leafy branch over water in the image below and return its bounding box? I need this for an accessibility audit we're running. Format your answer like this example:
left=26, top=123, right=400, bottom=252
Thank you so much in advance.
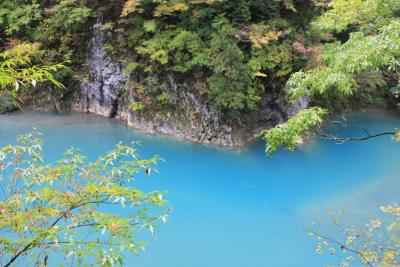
left=308, top=206, right=400, bottom=266
left=0, top=43, right=67, bottom=112
left=0, top=133, right=170, bottom=266
left=264, top=0, right=400, bottom=155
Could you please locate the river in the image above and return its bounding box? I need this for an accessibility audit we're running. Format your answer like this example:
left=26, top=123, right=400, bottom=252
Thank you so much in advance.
left=0, top=110, right=399, bottom=267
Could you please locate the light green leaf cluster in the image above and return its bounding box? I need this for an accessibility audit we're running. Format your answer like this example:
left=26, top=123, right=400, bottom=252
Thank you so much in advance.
left=287, top=67, right=356, bottom=99
left=262, top=0, right=400, bottom=156
left=0, top=43, right=66, bottom=109
left=0, top=133, right=170, bottom=266
left=143, top=20, right=157, bottom=33
left=313, top=0, right=399, bottom=33
left=263, top=107, right=328, bottom=155
left=310, top=205, right=400, bottom=266
left=287, top=18, right=400, bottom=101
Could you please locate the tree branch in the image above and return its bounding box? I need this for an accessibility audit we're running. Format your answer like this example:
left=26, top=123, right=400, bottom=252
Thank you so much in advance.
left=3, top=201, right=83, bottom=267
left=316, top=131, right=397, bottom=143
left=308, top=228, right=374, bottom=267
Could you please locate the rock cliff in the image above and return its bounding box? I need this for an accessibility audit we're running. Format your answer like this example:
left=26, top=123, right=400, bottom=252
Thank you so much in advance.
left=72, top=26, right=308, bottom=147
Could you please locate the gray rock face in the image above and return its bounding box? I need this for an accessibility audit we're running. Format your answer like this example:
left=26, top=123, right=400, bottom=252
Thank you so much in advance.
left=73, top=24, right=127, bottom=118
left=117, top=79, right=256, bottom=147
left=72, top=27, right=307, bottom=147
left=286, top=96, right=310, bottom=117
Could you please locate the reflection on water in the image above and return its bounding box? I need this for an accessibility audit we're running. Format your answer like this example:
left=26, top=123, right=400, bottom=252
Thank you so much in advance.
left=0, top=110, right=399, bottom=267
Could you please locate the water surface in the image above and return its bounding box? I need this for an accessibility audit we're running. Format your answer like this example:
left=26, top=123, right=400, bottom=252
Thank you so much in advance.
left=0, top=110, right=399, bottom=267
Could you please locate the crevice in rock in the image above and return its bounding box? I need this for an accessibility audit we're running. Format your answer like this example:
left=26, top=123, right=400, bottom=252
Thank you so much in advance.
left=109, top=92, right=121, bottom=118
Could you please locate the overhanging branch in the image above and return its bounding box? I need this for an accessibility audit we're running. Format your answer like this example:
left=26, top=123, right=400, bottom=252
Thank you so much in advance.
left=315, top=131, right=397, bottom=143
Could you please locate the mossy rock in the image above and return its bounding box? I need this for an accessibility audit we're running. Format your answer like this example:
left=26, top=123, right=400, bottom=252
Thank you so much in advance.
left=0, top=92, right=17, bottom=114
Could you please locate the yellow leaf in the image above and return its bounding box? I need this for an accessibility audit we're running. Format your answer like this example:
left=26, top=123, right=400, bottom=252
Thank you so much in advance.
left=47, top=208, right=60, bottom=217
left=255, top=71, right=268, bottom=77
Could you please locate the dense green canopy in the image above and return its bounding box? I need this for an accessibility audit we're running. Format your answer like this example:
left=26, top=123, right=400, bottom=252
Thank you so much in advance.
left=0, top=0, right=314, bottom=114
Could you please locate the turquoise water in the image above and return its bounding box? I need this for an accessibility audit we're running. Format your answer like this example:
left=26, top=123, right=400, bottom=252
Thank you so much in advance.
left=0, top=110, right=399, bottom=267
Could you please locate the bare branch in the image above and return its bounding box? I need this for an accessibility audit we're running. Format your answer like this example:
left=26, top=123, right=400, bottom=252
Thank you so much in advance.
left=316, top=131, right=397, bottom=143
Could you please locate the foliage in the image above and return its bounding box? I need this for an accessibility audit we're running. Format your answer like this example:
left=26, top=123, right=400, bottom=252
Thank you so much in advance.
left=156, top=92, right=172, bottom=105
left=248, top=41, right=294, bottom=78
left=309, top=205, right=400, bottom=266
left=1, top=0, right=94, bottom=63
left=0, top=133, right=170, bottom=266
left=245, top=23, right=287, bottom=49
left=313, top=0, right=399, bottom=33
left=287, top=20, right=400, bottom=100
left=0, top=0, right=308, bottom=115
left=121, top=0, right=142, bottom=18
left=0, top=0, right=42, bottom=37
left=207, top=17, right=262, bottom=114
left=106, top=0, right=304, bottom=114
left=222, top=0, right=251, bottom=26
left=0, top=43, right=65, bottom=109
left=265, top=0, right=400, bottom=155
left=296, top=3, right=400, bottom=262
left=129, top=101, right=145, bottom=112
left=32, top=0, right=94, bottom=61
left=286, top=0, right=400, bottom=103
left=263, top=107, right=328, bottom=155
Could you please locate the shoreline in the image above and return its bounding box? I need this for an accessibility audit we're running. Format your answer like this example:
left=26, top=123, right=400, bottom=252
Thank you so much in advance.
left=2, top=107, right=399, bottom=150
